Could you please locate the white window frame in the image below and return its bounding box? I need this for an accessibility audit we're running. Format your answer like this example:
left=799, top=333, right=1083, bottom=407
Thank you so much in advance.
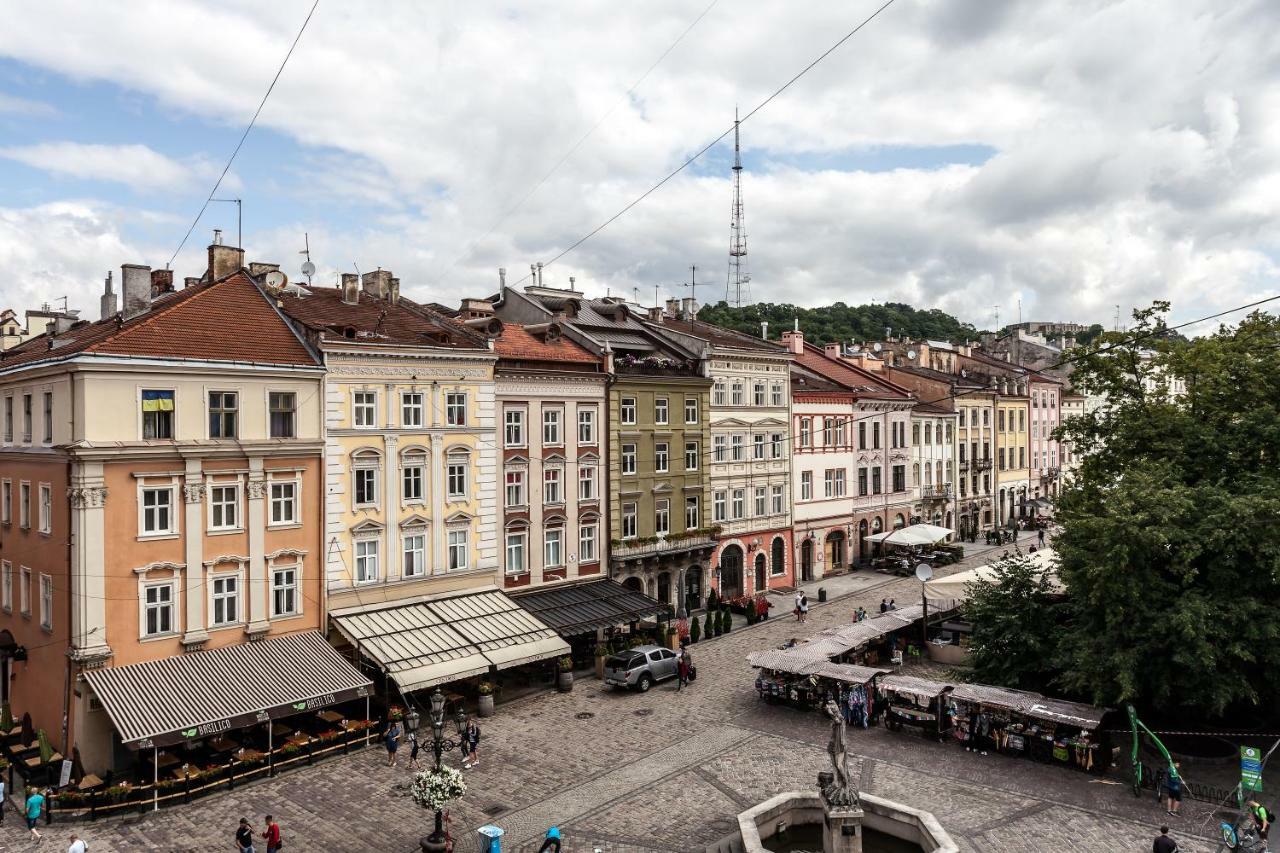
left=579, top=524, right=598, bottom=563
left=654, top=442, right=669, bottom=473
left=447, top=459, right=468, bottom=500
left=209, top=571, right=242, bottom=628
left=713, top=435, right=727, bottom=462
left=684, top=441, right=699, bottom=471
left=753, top=433, right=766, bottom=461
left=731, top=434, right=744, bottom=462
left=542, top=408, right=563, bottom=446
left=354, top=465, right=379, bottom=508
left=543, top=467, right=563, bottom=505
left=800, top=418, right=811, bottom=448
left=684, top=397, right=699, bottom=424
left=621, top=502, right=637, bottom=539
left=753, top=382, right=766, bottom=407
left=732, top=489, right=745, bottom=520
left=504, top=409, right=525, bottom=447
left=401, top=392, right=425, bottom=428
left=0, top=480, right=8, bottom=524
left=505, top=530, right=527, bottom=575
left=42, top=391, right=53, bottom=444
left=771, top=484, right=784, bottom=514
left=19, top=566, right=31, bottom=616
left=141, top=579, right=176, bottom=638
left=655, top=499, right=670, bottom=536
left=754, top=486, right=766, bottom=517
left=38, top=483, right=51, bottom=534
left=353, top=390, right=377, bottom=429
left=207, top=482, right=241, bottom=532
left=505, top=469, right=526, bottom=507
left=544, top=528, right=564, bottom=567
left=771, top=432, right=784, bottom=459
left=800, top=471, right=812, bottom=501
left=620, top=397, right=637, bottom=425
left=447, top=529, right=469, bottom=571
left=713, top=490, right=727, bottom=522
left=621, top=443, right=637, bottom=476
left=770, top=382, right=784, bottom=407
left=0, top=561, right=9, bottom=612
left=713, top=382, right=726, bottom=406
left=140, top=389, right=175, bottom=440
left=402, top=533, right=427, bottom=579
left=402, top=457, right=426, bottom=503
left=578, top=465, right=596, bottom=500
left=354, top=539, right=380, bottom=584
left=269, top=390, right=297, bottom=438
left=138, top=484, right=177, bottom=537
left=445, top=392, right=468, bottom=426
left=685, top=496, right=700, bottom=529
left=731, top=382, right=744, bottom=406
left=18, top=481, right=29, bottom=529
left=654, top=397, right=669, bottom=426
left=269, top=479, right=299, bottom=526
left=577, top=408, right=596, bottom=444
left=271, top=564, right=300, bottom=617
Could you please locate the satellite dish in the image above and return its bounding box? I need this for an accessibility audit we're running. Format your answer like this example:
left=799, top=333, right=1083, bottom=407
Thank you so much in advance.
left=264, top=270, right=288, bottom=289
left=300, top=260, right=316, bottom=278
left=872, top=342, right=883, bottom=352
left=850, top=344, right=861, bottom=353
left=915, top=563, right=934, bottom=582
left=907, top=349, right=917, bottom=360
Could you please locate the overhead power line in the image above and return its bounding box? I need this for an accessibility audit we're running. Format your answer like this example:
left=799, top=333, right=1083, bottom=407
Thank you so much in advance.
left=169, top=0, right=322, bottom=266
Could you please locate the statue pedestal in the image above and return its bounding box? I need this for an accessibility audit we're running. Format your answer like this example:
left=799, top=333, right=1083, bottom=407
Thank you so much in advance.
left=823, top=804, right=864, bottom=853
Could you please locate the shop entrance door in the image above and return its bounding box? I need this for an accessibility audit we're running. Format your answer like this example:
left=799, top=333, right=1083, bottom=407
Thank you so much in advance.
left=684, top=568, right=702, bottom=613
left=800, top=539, right=814, bottom=582
left=754, top=554, right=766, bottom=592
left=720, top=545, right=744, bottom=599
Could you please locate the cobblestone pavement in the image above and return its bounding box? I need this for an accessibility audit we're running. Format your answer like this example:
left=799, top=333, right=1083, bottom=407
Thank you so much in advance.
left=3, top=531, right=1230, bottom=852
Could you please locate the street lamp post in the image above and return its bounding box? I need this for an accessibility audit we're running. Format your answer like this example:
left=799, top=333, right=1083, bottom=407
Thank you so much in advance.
left=420, top=689, right=467, bottom=852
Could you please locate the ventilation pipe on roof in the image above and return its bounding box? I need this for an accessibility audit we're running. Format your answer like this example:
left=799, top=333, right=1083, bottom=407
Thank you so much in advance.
left=121, top=264, right=152, bottom=320
left=498, top=267, right=506, bottom=289
left=536, top=262, right=544, bottom=286
left=760, top=321, right=768, bottom=340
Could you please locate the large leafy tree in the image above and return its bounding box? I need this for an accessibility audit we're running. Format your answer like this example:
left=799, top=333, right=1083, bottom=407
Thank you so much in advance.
left=695, top=300, right=980, bottom=345
left=1054, top=305, right=1280, bottom=715
left=962, top=554, right=1063, bottom=692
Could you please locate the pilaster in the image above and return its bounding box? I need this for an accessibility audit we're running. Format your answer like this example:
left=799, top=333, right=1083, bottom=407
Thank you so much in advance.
left=68, top=464, right=111, bottom=664
left=180, top=458, right=208, bottom=646
left=245, top=458, right=269, bottom=638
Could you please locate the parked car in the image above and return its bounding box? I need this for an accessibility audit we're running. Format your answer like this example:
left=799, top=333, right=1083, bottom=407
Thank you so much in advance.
left=602, top=645, right=679, bottom=692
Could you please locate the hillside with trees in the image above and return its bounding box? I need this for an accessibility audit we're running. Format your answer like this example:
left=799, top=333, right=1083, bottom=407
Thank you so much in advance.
left=696, top=300, right=981, bottom=345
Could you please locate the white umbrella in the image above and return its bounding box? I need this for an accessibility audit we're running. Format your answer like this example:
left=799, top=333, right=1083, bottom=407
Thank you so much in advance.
left=865, top=523, right=954, bottom=547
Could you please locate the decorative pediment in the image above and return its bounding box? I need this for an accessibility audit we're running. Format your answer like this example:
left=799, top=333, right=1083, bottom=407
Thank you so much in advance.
left=350, top=519, right=386, bottom=536
left=755, top=417, right=788, bottom=427
left=133, top=561, right=185, bottom=576
left=399, top=514, right=432, bottom=530
left=444, top=443, right=473, bottom=457
left=713, top=417, right=751, bottom=427
left=504, top=517, right=530, bottom=530
left=651, top=482, right=674, bottom=494
left=444, top=510, right=474, bottom=525
left=202, top=554, right=249, bottom=569
left=578, top=451, right=600, bottom=464
left=544, top=511, right=568, bottom=525
left=542, top=452, right=566, bottom=464
left=265, top=548, right=308, bottom=561
left=504, top=453, right=530, bottom=465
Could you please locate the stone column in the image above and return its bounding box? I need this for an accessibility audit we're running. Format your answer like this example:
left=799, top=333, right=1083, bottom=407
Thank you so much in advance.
left=384, top=434, right=400, bottom=580
left=431, top=434, right=446, bottom=572
left=823, top=804, right=865, bottom=853
left=68, top=463, right=111, bottom=661
left=180, top=458, right=208, bottom=647
left=245, top=458, right=269, bottom=637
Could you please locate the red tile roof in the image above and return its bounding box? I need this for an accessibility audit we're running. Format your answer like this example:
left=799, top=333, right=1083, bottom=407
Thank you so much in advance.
left=0, top=272, right=319, bottom=370
left=495, top=324, right=600, bottom=365
left=275, top=286, right=487, bottom=350
left=792, top=343, right=912, bottom=400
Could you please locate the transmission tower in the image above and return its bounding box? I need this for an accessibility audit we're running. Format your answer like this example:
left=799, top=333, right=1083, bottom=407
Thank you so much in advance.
left=725, top=108, right=752, bottom=307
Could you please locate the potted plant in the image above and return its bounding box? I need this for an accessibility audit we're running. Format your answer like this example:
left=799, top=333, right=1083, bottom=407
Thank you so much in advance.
left=412, top=765, right=467, bottom=853
left=556, top=657, right=574, bottom=692
left=689, top=616, right=700, bottom=644
left=594, top=645, right=609, bottom=680
left=721, top=606, right=732, bottom=634
left=704, top=612, right=715, bottom=639
left=0, top=702, right=12, bottom=735
left=477, top=682, right=495, bottom=718
left=666, top=626, right=679, bottom=650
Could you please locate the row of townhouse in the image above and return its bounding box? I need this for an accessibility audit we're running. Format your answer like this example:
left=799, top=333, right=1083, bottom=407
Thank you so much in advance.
left=0, top=242, right=1018, bottom=775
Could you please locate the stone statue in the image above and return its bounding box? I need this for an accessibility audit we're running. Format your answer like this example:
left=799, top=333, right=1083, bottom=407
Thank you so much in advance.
left=822, top=699, right=859, bottom=808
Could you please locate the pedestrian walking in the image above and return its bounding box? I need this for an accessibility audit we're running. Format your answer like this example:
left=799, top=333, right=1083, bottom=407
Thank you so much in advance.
left=462, top=718, right=481, bottom=769
left=538, top=826, right=562, bottom=853
left=25, top=787, right=44, bottom=840
left=236, top=816, right=256, bottom=853
left=1152, top=825, right=1178, bottom=853
left=68, top=833, right=87, bottom=853
left=797, top=592, right=809, bottom=623
left=261, top=815, right=282, bottom=853
left=1037, top=528, right=1046, bottom=547
left=384, top=718, right=402, bottom=767
left=1248, top=799, right=1271, bottom=839
left=1165, top=762, right=1183, bottom=817
left=407, top=730, right=422, bottom=769
left=677, top=651, right=690, bottom=692
left=879, top=598, right=888, bottom=614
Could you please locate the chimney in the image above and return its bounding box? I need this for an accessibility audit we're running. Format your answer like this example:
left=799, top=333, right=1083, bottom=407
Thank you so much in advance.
left=498, top=267, right=506, bottom=289
left=536, top=262, right=544, bottom=286
left=781, top=329, right=805, bottom=355
left=680, top=297, right=696, bottom=319
left=648, top=306, right=664, bottom=324
left=340, top=273, right=359, bottom=305
left=121, top=264, right=152, bottom=320
left=824, top=342, right=842, bottom=359
left=568, top=276, right=576, bottom=290
left=248, top=262, right=281, bottom=278
left=99, top=271, right=117, bottom=320
left=666, top=298, right=680, bottom=317
left=207, top=230, right=245, bottom=281
left=388, top=277, right=400, bottom=306
left=885, top=326, right=892, bottom=340
left=150, top=268, right=174, bottom=297
left=361, top=269, right=392, bottom=299
left=183, top=277, right=201, bottom=289
left=760, top=321, right=768, bottom=340
left=460, top=299, right=494, bottom=319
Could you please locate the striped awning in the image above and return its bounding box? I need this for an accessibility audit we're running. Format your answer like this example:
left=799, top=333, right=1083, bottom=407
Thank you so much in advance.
left=83, top=631, right=372, bottom=750
left=510, top=578, right=669, bottom=636
left=331, top=589, right=570, bottom=694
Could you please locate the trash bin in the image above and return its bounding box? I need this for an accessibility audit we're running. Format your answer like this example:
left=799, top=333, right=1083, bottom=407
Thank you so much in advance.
left=817, top=587, right=827, bottom=603
left=477, top=824, right=504, bottom=853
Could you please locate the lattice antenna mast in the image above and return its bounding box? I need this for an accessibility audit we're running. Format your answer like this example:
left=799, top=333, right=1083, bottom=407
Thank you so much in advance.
left=725, top=108, right=751, bottom=308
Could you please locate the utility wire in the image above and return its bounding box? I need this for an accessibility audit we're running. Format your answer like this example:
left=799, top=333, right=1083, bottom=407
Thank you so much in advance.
left=168, top=0, right=322, bottom=266
left=506, top=0, right=901, bottom=289
left=434, top=0, right=721, bottom=286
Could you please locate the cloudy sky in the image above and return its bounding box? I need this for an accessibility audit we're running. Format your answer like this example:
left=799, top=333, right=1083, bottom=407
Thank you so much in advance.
left=1, top=0, right=1277, bottom=333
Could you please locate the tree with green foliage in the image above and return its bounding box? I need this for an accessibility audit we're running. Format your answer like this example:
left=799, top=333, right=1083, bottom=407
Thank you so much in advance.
left=695, top=300, right=980, bottom=346
left=1054, top=304, right=1280, bottom=715
left=962, top=554, right=1062, bottom=692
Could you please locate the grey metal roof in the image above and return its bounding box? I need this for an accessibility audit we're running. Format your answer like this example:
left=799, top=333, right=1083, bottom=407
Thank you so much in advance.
left=879, top=674, right=951, bottom=699
left=511, top=578, right=669, bottom=635
left=84, top=631, right=372, bottom=748
left=331, top=589, right=569, bottom=692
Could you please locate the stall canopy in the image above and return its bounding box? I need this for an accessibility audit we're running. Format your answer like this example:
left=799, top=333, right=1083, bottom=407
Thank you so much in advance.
left=330, top=588, right=570, bottom=693
left=865, top=523, right=953, bottom=547
left=923, top=548, right=1063, bottom=602
left=511, top=578, right=669, bottom=636
left=83, top=631, right=372, bottom=750
left=879, top=674, right=951, bottom=700
left=949, top=682, right=1108, bottom=728
left=748, top=650, right=889, bottom=685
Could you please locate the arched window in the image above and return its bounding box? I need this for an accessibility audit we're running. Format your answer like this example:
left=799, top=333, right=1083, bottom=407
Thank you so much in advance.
left=771, top=536, right=785, bottom=576
left=894, top=513, right=905, bottom=529
left=912, top=463, right=920, bottom=487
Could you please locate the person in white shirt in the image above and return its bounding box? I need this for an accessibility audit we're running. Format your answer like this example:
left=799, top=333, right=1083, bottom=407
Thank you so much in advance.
left=68, top=833, right=88, bottom=853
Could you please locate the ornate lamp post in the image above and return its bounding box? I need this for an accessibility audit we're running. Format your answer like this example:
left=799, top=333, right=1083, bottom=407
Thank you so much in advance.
left=416, top=688, right=468, bottom=853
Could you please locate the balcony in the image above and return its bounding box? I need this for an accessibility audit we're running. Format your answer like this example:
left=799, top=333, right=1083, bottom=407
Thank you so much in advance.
left=1040, top=467, right=1061, bottom=480
left=613, top=355, right=700, bottom=377
left=973, top=458, right=993, bottom=471
left=610, top=529, right=720, bottom=562
left=921, top=485, right=953, bottom=500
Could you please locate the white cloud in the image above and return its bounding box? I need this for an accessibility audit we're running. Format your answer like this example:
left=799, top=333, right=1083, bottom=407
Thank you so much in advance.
left=0, top=92, right=56, bottom=116
left=0, top=0, right=1279, bottom=331
left=0, top=141, right=240, bottom=194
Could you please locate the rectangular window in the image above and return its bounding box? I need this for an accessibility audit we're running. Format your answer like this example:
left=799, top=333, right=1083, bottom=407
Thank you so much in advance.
left=403, top=533, right=427, bottom=578
left=732, top=489, right=745, bottom=519
left=834, top=469, right=846, bottom=497
left=0, top=561, right=9, bottom=612
left=141, top=389, right=174, bottom=439
left=270, top=482, right=297, bottom=524
left=872, top=467, right=882, bottom=494
left=2, top=397, right=10, bottom=442
left=835, top=420, right=848, bottom=448
left=272, top=566, right=299, bottom=616
left=771, top=432, right=784, bottom=459
left=38, top=484, right=51, bottom=534
left=1, top=482, right=11, bottom=524
left=892, top=465, right=905, bottom=492
left=753, top=382, right=766, bottom=406
left=859, top=422, right=866, bottom=450
left=983, top=409, right=990, bottom=426
left=771, top=382, right=784, bottom=407
left=731, top=434, right=744, bottom=462
left=579, top=524, right=597, bottom=562
left=872, top=421, right=881, bottom=449
left=505, top=531, right=526, bottom=575
left=1019, top=410, right=1025, bottom=432
left=824, top=470, right=835, bottom=499
left=355, top=540, right=379, bottom=583
left=753, top=434, right=766, bottom=460
left=999, top=410, right=1006, bottom=432
left=447, top=461, right=467, bottom=499
left=211, top=575, right=239, bottom=626
left=504, top=409, right=525, bottom=447
left=401, top=392, right=424, bottom=428
left=448, top=530, right=469, bottom=570
left=771, top=485, right=784, bottom=514
left=270, top=392, right=296, bottom=438
left=505, top=470, right=525, bottom=506
left=39, top=573, right=52, bottom=631
left=621, top=444, right=637, bottom=475
left=141, top=487, right=173, bottom=534
left=1019, top=447, right=1026, bottom=468
left=684, top=397, right=698, bottom=424
left=578, top=465, right=596, bottom=500
left=713, top=490, right=727, bottom=522
left=858, top=467, right=868, bottom=496
left=620, top=397, right=636, bottom=425
left=822, top=417, right=834, bottom=446
left=42, top=392, right=52, bottom=443
left=401, top=461, right=424, bottom=502
left=959, top=408, right=967, bottom=426
left=684, top=441, right=699, bottom=471
left=143, top=582, right=173, bottom=636
left=654, top=397, right=668, bottom=425
left=754, top=487, right=766, bottom=517
left=209, top=484, right=239, bottom=530
left=19, top=483, right=29, bottom=529
left=713, top=382, right=727, bottom=406
left=543, top=468, right=562, bottom=504
left=654, top=442, right=669, bottom=473
left=685, top=496, right=700, bottom=529
left=542, top=408, right=562, bottom=446
left=355, top=468, right=378, bottom=506
left=800, top=471, right=812, bottom=501
left=445, top=392, right=467, bottom=426
left=209, top=391, right=238, bottom=438
left=621, top=503, right=637, bottom=539
left=713, top=435, right=727, bottom=462
left=21, top=394, right=32, bottom=442
left=731, top=382, right=744, bottom=406
left=19, top=567, right=30, bottom=616
left=655, top=499, right=670, bottom=536
left=800, top=418, right=811, bottom=448
left=577, top=408, right=596, bottom=444
left=998, top=448, right=1006, bottom=470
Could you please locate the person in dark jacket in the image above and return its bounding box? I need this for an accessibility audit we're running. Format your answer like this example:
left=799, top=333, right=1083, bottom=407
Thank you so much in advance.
left=1152, top=825, right=1178, bottom=853
left=236, top=817, right=256, bottom=853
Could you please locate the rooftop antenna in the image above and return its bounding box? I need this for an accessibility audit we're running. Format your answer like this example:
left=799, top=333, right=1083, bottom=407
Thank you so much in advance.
left=683, top=265, right=699, bottom=318
left=1114, top=304, right=1121, bottom=332
left=299, top=233, right=316, bottom=285
left=210, top=198, right=242, bottom=248
left=1017, top=297, right=1022, bottom=327
left=993, top=305, right=1000, bottom=330
left=725, top=107, right=752, bottom=308
left=633, top=286, right=639, bottom=304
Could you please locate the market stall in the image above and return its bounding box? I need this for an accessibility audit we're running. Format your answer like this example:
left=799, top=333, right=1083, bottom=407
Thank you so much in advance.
left=747, top=649, right=887, bottom=716
left=877, top=674, right=952, bottom=741
left=947, top=684, right=1111, bottom=773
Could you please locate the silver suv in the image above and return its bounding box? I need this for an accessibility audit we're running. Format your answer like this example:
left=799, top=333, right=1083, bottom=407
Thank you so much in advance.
left=602, top=645, right=679, bottom=692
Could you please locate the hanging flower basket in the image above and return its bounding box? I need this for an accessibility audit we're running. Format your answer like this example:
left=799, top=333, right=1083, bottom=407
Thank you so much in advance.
left=411, top=766, right=467, bottom=811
